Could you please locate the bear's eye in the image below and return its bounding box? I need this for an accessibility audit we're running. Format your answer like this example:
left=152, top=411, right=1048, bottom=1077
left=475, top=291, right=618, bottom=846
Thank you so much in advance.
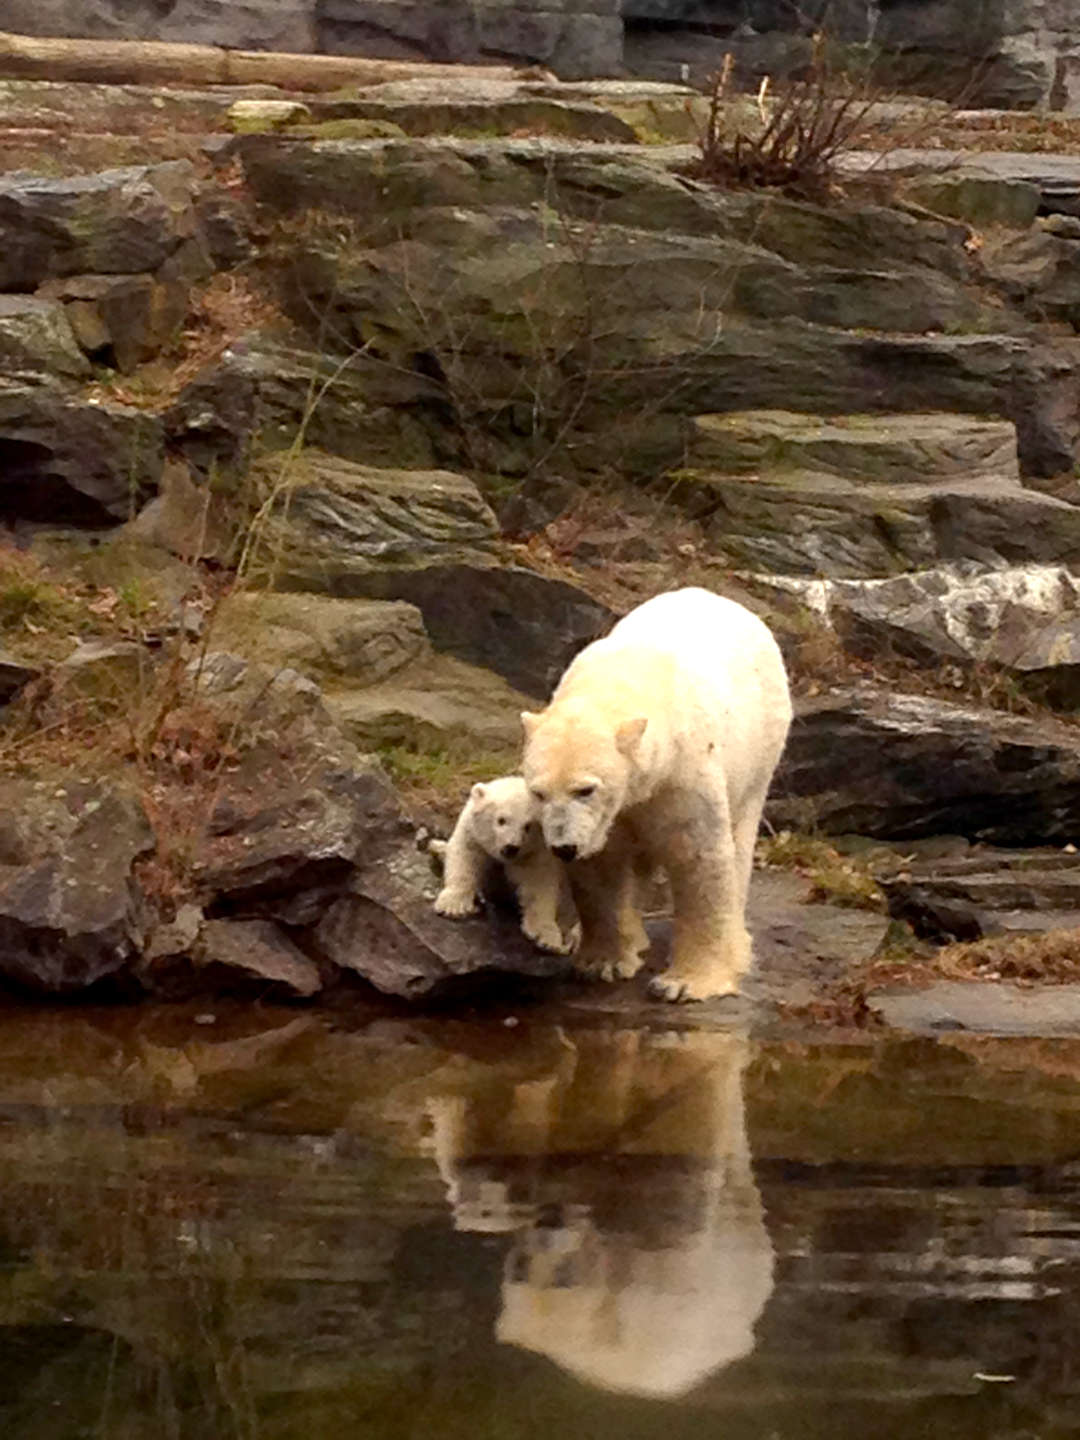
left=531, top=789, right=547, bottom=803
left=573, top=784, right=596, bottom=799
left=496, top=816, right=507, bottom=827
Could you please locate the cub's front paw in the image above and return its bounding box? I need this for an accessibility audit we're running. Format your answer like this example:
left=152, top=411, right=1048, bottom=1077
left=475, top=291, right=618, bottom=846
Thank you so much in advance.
left=435, top=887, right=479, bottom=918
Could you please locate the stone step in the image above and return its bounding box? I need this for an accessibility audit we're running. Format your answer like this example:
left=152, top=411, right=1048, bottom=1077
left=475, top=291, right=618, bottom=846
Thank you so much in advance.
left=675, top=470, right=1080, bottom=578
left=687, top=410, right=1021, bottom=488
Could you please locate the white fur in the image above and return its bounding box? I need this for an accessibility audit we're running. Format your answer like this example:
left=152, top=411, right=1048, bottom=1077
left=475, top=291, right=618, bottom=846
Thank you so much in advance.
left=434, top=776, right=578, bottom=955
left=430, top=1028, right=774, bottom=1399
left=521, top=587, right=792, bottom=1000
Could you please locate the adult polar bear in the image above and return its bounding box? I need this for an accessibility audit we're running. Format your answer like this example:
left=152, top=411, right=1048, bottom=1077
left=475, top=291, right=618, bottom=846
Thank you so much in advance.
left=521, top=588, right=792, bottom=1002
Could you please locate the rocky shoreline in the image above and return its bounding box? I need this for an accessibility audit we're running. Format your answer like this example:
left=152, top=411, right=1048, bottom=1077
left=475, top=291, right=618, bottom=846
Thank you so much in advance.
left=1, top=71, right=1080, bottom=1031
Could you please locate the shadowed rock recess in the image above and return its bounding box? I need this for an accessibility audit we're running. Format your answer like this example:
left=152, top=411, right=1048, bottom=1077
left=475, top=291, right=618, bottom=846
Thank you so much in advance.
left=6, top=67, right=1080, bottom=1010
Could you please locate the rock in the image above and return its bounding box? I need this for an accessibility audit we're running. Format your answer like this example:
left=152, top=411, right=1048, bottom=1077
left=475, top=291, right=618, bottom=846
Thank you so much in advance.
left=0, top=296, right=89, bottom=378
left=0, top=648, right=39, bottom=704
left=37, top=271, right=188, bottom=373
left=0, top=161, right=198, bottom=291
left=878, top=849, right=1080, bottom=945
left=247, top=449, right=608, bottom=695
left=50, top=640, right=149, bottom=708
left=322, top=559, right=612, bottom=699
left=0, top=778, right=153, bottom=992
left=688, top=470, right=1080, bottom=578
left=228, top=98, right=312, bottom=133
left=251, top=449, right=499, bottom=570
left=196, top=918, right=323, bottom=998
left=187, top=654, right=412, bottom=904
left=0, top=382, right=162, bottom=525
left=687, top=410, right=1021, bottom=487
left=29, top=534, right=201, bottom=623
left=325, top=651, right=534, bottom=750
left=900, top=170, right=1041, bottom=229
left=192, top=185, right=254, bottom=270
left=316, top=0, right=623, bottom=78
left=215, top=592, right=430, bottom=683
left=312, top=841, right=574, bottom=1000
left=770, top=684, right=1080, bottom=844
left=748, top=565, right=1080, bottom=705
left=165, top=338, right=440, bottom=477
left=307, top=80, right=639, bottom=141
left=122, top=457, right=233, bottom=563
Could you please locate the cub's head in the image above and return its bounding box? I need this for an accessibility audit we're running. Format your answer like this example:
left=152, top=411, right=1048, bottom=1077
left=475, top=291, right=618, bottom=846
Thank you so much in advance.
left=468, top=776, right=540, bottom=862
left=520, top=704, right=647, bottom=862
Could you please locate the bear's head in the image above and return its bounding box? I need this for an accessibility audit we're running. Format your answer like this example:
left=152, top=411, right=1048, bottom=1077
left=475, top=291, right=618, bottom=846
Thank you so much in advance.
left=520, top=703, right=647, bottom=861
left=469, top=776, right=540, bottom=862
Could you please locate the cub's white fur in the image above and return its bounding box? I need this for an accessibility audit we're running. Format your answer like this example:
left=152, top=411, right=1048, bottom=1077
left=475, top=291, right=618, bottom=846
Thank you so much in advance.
left=434, top=776, right=577, bottom=955
left=521, top=587, right=792, bottom=1001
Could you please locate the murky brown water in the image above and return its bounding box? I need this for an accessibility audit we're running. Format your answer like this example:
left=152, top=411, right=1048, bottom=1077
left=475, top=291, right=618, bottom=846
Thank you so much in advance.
left=0, top=1003, right=1079, bottom=1438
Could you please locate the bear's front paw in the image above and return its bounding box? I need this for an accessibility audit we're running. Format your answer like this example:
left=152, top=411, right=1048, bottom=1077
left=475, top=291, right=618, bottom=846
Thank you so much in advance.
left=435, top=887, right=480, bottom=919
left=647, top=970, right=741, bottom=1003
left=575, top=947, right=644, bottom=983
left=523, top=920, right=575, bottom=955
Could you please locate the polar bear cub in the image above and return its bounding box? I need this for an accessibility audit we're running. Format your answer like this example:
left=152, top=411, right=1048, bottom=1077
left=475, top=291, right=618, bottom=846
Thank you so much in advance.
left=433, top=776, right=578, bottom=955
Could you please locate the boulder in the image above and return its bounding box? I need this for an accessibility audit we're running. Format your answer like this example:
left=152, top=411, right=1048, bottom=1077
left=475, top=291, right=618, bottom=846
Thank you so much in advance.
left=0, top=382, right=162, bottom=525
left=900, top=170, right=1041, bottom=229
left=214, top=591, right=430, bottom=682
left=316, top=0, right=623, bottom=78
left=0, top=161, right=198, bottom=291
left=0, top=778, right=153, bottom=992
left=750, top=565, right=1080, bottom=705
left=185, top=653, right=411, bottom=905
left=312, top=842, right=575, bottom=999
left=878, top=849, right=1080, bottom=945
left=317, top=559, right=612, bottom=698
left=770, top=684, right=1080, bottom=844
left=195, top=917, right=323, bottom=998
left=687, top=411, right=1020, bottom=488
left=250, top=449, right=499, bottom=571
left=249, top=450, right=609, bottom=695
left=0, top=296, right=89, bottom=378
left=38, top=270, right=189, bottom=372
left=165, top=337, right=440, bottom=477
left=325, top=651, right=534, bottom=750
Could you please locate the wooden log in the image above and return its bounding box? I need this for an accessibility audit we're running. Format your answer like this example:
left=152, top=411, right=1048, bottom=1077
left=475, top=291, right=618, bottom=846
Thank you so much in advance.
left=0, top=30, right=519, bottom=92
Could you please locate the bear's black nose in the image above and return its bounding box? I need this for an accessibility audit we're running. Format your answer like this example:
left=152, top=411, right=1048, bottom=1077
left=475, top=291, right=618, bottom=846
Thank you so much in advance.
left=552, top=843, right=577, bottom=862
left=501, top=843, right=520, bottom=860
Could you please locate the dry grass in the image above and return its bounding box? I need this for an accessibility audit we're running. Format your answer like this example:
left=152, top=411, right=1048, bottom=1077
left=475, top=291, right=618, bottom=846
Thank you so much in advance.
left=689, top=44, right=888, bottom=201
left=378, top=740, right=520, bottom=829
left=936, top=928, right=1080, bottom=985
left=85, top=271, right=284, bottom=412
left=756, top=829, right=884, bottom=911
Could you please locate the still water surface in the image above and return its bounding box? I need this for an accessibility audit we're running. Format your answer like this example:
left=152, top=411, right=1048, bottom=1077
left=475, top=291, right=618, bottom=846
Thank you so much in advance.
left=0, top=1005, right=1079, bottom=1438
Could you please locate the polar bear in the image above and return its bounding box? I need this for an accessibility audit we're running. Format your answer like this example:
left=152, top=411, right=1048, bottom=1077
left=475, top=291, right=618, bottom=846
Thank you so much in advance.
left=521, top=587, right=792, bottom=1002
left=433, top=776, right=578, bottom=955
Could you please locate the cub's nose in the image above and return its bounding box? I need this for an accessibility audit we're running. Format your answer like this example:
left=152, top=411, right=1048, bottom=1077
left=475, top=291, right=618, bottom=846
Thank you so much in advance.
left=552, top=843, right=578, bottom=862
left=501, top=843, right=520, bottom=860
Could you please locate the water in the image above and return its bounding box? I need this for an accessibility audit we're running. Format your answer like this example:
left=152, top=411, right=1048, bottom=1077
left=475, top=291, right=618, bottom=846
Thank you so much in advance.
left=0, top=1005, right=1079, bottom=1439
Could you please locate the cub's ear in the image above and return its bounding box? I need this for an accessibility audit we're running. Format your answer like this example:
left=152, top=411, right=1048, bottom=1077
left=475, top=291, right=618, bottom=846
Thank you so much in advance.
left=520, top=710, right=542, bottom=738
left=471, top=782, right=487, bottom=802
left=616, top=716, right=648, bottom=757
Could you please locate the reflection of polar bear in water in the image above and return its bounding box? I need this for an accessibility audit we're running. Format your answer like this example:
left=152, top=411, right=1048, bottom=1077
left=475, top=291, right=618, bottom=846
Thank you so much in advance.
left=428, top=1028, right=774, bottom=1400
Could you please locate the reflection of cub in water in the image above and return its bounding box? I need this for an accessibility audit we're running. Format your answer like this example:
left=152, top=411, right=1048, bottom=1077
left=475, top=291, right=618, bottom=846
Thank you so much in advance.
left=429, top=1029, right=774, bottom=1399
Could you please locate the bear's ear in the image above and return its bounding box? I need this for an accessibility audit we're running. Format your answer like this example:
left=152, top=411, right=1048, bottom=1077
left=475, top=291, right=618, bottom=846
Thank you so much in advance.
left=471, top=782, right=487, bottom=802
left=520, top=710, right=541, bottom=738
left=616, top=716, right=648, bottom=757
